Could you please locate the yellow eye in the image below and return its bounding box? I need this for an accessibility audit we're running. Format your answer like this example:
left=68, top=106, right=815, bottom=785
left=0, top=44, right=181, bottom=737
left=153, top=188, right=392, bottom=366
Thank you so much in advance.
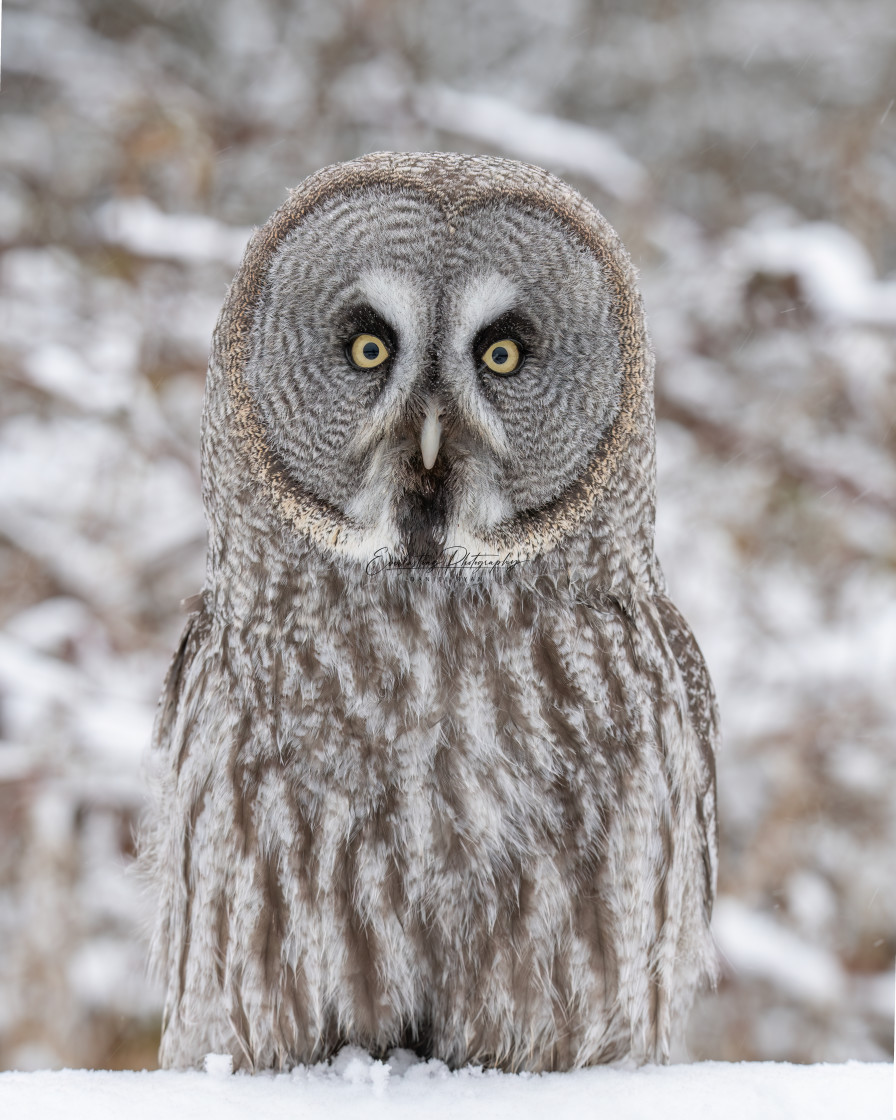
left=482, top=338, right=522, bottom=374
left=350, top=334, right=390, bottom=369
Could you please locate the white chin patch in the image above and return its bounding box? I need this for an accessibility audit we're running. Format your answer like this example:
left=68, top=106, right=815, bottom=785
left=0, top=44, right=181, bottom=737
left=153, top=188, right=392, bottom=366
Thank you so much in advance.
left=342, top=442, right=400, bottom=558
left=447, top=484, right=515, bottom=556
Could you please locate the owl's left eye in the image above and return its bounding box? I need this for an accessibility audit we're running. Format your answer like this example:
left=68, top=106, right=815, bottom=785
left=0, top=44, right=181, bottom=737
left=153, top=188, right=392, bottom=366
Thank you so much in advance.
left=349, top=334, right=390, bottom=369
left=482, top=338, right=522, bottom=375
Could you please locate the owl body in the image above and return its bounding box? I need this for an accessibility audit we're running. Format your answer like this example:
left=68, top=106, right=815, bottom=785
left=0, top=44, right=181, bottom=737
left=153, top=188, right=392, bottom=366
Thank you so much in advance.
left=144, top=153, right=718, bottom=1072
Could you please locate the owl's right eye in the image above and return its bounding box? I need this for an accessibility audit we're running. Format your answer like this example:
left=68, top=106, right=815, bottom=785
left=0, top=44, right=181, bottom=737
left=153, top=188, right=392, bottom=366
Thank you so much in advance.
left=349, top=334, right=390, bottom=369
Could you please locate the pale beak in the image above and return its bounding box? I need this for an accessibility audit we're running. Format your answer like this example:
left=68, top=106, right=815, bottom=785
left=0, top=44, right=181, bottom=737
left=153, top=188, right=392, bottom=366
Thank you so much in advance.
left=420, top=402, right=442, bottom=470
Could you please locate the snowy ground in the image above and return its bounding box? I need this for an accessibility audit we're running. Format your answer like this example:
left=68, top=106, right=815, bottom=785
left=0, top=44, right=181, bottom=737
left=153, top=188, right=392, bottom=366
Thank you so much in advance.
left=0, top=1054, right=890, bottom=1120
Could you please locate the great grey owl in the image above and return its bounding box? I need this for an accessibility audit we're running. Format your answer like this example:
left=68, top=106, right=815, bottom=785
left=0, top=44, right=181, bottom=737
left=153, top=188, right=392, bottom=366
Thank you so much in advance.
left=142, top=151, right=719, bottom=1073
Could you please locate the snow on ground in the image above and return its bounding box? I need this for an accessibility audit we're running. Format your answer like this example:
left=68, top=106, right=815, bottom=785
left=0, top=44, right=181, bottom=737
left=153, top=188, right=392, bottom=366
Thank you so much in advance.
left=0, top=1056, right=890, bottom=1120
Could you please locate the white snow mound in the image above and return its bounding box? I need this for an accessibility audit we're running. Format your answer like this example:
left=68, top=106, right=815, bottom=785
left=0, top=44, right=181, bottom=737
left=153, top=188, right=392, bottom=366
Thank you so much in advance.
left=0, top=1052, right=889, bottom=1120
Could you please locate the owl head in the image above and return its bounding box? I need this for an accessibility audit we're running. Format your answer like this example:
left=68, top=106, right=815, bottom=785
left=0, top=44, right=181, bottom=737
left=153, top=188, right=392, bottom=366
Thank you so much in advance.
left=203, top=153, right=656, bottom=588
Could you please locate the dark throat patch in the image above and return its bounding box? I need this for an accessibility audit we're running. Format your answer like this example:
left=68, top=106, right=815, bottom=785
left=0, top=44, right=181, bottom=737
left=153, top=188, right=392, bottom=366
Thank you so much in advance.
left=395, top=457, right=450, bottom=566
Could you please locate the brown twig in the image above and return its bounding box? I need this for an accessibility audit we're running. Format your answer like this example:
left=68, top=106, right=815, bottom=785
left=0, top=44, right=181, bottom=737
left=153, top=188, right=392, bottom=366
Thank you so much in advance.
left=655, top=391, right=896, bottom=518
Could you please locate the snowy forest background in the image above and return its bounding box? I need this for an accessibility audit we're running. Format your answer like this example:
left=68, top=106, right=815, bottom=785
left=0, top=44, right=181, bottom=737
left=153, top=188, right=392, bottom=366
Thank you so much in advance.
left=1, top=0, right=894, bottom=1072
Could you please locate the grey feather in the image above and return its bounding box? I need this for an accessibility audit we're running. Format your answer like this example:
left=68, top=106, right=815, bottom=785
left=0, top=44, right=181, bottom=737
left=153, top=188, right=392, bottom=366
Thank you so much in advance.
left=139, top=152, right=719, bottom=1072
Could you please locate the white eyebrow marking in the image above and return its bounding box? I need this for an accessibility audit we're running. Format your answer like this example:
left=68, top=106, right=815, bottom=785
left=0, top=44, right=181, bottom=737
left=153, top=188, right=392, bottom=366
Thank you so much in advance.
left=452, top=270, right=519, bottom=339
left=358, top=268, right=426, bottom=342
left=442, top=272, right=519, bottom=460
left=345, top=269, right=428, bottom=458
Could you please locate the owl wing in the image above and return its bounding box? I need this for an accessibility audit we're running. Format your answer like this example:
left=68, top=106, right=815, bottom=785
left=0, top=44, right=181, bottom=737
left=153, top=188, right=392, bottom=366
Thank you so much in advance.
left=152, top=598, right=211, bottom=759
left=653, top=591, right=719, bottom=901
left=654, top=594, right=719, bottom=776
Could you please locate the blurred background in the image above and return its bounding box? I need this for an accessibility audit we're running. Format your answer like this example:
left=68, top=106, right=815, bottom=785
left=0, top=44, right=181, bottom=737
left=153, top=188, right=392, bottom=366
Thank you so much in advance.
left=1, top=0, right=895, bottom=1071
